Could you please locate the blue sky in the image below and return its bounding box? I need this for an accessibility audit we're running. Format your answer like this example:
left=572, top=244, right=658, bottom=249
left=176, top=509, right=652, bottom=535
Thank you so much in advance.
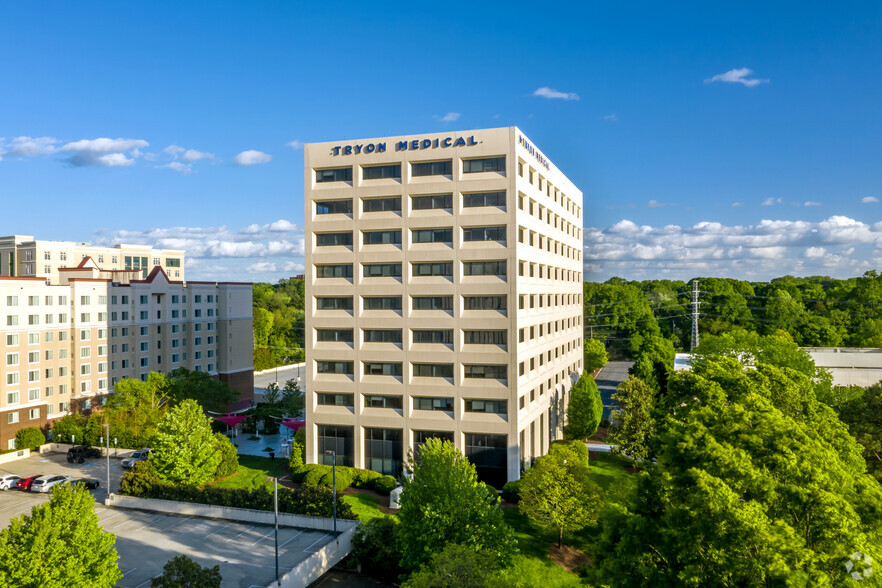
left=2, top=1, right=881, bottom=282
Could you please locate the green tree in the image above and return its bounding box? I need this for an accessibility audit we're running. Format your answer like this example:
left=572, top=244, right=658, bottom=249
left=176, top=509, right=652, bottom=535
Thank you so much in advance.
left=519, top=443, right=601, bottom=547
left=351, top=517, right=403, bottom=582
left=167, top=368, right=238, bottom=412
left=608, top=377, right=655, bottom=461
left=50, top=413, right=87, bottom=443
left=212, top=433, right=238, bottom=480
left=836, top=382, right=882, bottom=482
left=397, top=438, right=517, bottom=572
left=281, top=378, right=304, bottom=417
left=403, top=543, right=492, bottom=588
left=564, top=372, right=602, bottom=440
left=151, top=555, right=221, bottom=588
left=150, top=399, right=222, bottom=487
left=584, top=339, right=608, bottom=373
left=102, top=373, right=171, bottom=448
left=0, top=484, right=121, bottom=587
left=15, top=427, right=45, bottom=450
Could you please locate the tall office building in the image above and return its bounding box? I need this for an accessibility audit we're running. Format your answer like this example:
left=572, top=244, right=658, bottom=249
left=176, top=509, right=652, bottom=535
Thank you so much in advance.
left=304, top=127, right=583, bottom=486
left=0, top=235, right=185, bottom=284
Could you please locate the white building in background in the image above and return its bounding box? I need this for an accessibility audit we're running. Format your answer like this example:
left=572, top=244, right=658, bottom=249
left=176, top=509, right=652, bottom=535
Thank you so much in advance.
left=303, top=127, right=583, bottom=486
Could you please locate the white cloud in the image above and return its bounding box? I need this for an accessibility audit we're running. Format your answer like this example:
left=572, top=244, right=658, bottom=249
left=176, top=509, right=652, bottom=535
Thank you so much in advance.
left=862, top=196, right=879, bottom=203
left=158, top=161, right=193, bottom=174
left=233, top=150, right=272, bottom=166
left=180, top=149, right=214, bottom=162
left=439, top=112, right=461, bottom=122
left=286, top=140, right=303, bottom=150
left=59, top=137, right=148, bottom=167
left=532, top=87, right=580, bottom=101
left=602, top=114, right=618, bottom=122
left=246, top=261, right=278, bottom=273
left=761, top=197, right=782, bottom=206
left=704, top=68, right=769, bottom=87
left=731, top=202, right=743, bottom=207
left=805, top=247, right=826, bottom=258
left=2, top=136, right=60, bottom=158
left=804, top=201, right=821, bottom=207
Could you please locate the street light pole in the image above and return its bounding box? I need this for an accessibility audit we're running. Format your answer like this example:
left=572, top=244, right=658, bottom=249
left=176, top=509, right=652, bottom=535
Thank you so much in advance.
left=104, top=423, right=110, bottom=499
left=273, top=477, right=279, bottom=584
left=325, top=450, right=337, bottom=536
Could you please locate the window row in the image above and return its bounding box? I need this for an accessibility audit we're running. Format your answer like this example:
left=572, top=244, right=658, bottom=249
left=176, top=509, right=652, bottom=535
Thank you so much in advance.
left=315, top=156, right=505, bottom=184
left=316, top=295, right=506, bottom=312
left=518, top=294, right=583, bottom=312
left=518, top=226, right=580, bottom=263
left=518, top=316, right=582, bottom=344
left=315, top=191, right=507, bottom=216
left=518, top=193, right=582, bottom=241
left=317, top=260, right=508, bottom=280
left=314, top=226, right=506, bottom=249
left=316, top=361, right=509, bottom=380
left=4, top=295, right=74, bottom=307
left=317, top=329, right=507, bottom=346
left=517, top=339, right=583, bottom=376
left=517, top=158, right=581, bottom=220
left=4, top=332, right=70, bottom=345
left=317, top=392, right=508, bottom=414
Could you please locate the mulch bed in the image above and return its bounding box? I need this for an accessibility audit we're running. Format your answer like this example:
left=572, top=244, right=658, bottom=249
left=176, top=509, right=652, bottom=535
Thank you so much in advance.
left=548, top=543, right=592, bottom=571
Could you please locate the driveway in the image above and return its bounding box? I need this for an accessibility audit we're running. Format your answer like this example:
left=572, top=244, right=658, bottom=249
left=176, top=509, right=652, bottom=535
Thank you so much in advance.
left=595, top=361, right=633, bottom=419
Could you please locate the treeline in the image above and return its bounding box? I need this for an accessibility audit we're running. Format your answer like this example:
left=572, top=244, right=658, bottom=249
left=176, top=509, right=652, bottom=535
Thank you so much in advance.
left=585, top=271, right=882, bottom=358
left=252, top=278, right=305, bottom=371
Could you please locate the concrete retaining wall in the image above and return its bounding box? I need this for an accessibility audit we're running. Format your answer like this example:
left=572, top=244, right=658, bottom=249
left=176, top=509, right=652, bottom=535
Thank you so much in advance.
left=39, top=442, right=138, bottom=457
left=270, top=527, right=356, bottom=588
left=104, top=494, right=358, bottom=533
left=254, top=362, right=306, bottom=377
left=0, top=448, right=30, bottom=465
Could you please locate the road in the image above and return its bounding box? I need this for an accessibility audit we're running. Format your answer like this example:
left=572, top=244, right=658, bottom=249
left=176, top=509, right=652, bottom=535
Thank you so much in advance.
left=595, top=361, right=633, bottom=419
left=253, top=363, right=306, bottom=401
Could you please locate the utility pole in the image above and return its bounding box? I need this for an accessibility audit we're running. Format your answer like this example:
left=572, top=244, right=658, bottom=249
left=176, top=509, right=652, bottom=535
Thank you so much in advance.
left=690, top=280, right=700, bottom=350
left=105, top=423, right=110, bottom=499
left=274, top=478, right=279, bottom=585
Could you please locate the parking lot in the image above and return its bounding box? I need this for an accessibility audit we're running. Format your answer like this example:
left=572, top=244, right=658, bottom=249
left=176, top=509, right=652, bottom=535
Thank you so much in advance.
left=0, top=453, right=336, bottom=587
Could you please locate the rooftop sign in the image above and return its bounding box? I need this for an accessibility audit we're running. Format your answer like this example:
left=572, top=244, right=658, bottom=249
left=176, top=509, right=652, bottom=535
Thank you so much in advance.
left=331, top=135, right=478, bottom=156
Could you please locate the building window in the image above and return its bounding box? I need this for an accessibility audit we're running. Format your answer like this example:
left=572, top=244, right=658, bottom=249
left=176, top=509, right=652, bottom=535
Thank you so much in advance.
left=315, top=199, right=353, bottom=215
left=465, top=433, right=507, bottom=489
left=413, top=430, right=454, bottom=453
left=6, top=334, right=18, bottom=345
left=411, top=160, right=451, bottom=177
left=411, top=194, right=452, bottom=210
left=363, top=198, right=402, bottom=216
left=411, top=296, right=453, bottom=311
left=316, top=232, right=353, bottom=247
left=362, top=263, right=401, bottom=278
left=28, top=369, right=40, bottom=382
left=463, top=226, right=506, bottom=242
left=167, top=258, right=181, bottom=268
left=412, top=330, right=453, bottom=344
left=317, top=393, right=354, bottom=407
left=362, top=164, right=401, bottom=180
left=316, top=329, right=354, bottom=343
left=317, top=425, right=353, bottom=467
left=411, top=262, right=452, bottom=277
left=463, top=296, right=507, bottom=311
left=465, top=365, right=508, bottom=380
left=363, top=362, right=402, bottom=376
left=362, top=230, right=401, bottom=245
left=463, top=191, right=506, bottom=208
left=364, top=395, right=403, bottom=409
left=413, top=397, right=453, bottom=411
left=7, top=412, right=19, bottom=424
left=6, top=353, right=19, bottom=366
left=316, top=264, right=353, bottom=279
left=316, top=361, right=353, bottom=375
left=7, top=391, right=19, bottom=404
left=363, top=296, right=401, bottom=311
left=316, top=297, right=353, bottom=311
left=464, top=330, right=507, bottom=345
left=462, top=157, right=506, bottom=174
left=315, top=167, right=353, bottom=183
left=363, top=329, right=402, bottom=343
left=412, top=228, right=452, bottom=244
left=463, top=260, right=506, bottom=276
left=413, top=363, right=453, bottom=378
left=28, top=388, right=39, bottom=401
left=465, top=399, right=507, bottom=414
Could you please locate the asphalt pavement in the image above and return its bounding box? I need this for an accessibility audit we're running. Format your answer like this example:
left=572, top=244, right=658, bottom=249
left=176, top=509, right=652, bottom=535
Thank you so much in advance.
left=595, top=361, right=634, bottom=419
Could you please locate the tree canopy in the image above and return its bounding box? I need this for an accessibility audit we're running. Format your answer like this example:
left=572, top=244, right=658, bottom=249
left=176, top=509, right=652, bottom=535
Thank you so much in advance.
left=150, top=399, right=222, bottom=487
left=151, top=555, right=221, bottom=588
left=565, top=372, right=602, bottom=440
left=252, top=278, right=305, bottom=370
left=608, top=376, right=655, bottom=461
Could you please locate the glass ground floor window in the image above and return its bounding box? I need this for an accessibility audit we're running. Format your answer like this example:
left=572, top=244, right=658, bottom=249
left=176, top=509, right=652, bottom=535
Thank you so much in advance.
left=465, top=433, right=507, bottom=489
left=413, top=430, right=455, bottom=457
left=317, top=425, right=353, bottom=467
left=365, top=427, right=403, bottom=476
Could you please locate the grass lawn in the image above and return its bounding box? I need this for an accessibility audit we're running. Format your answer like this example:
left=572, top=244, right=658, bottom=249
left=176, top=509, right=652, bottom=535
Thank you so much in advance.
left=589, top=451, right=636, bottom=493
left=342, top=493, right=387, bottom=522
left=211, top=454, right=288, bottom=491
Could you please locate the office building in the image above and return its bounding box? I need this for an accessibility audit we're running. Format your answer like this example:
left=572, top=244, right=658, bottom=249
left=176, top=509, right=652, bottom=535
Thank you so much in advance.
left=304, top=127, right=583, bottom=486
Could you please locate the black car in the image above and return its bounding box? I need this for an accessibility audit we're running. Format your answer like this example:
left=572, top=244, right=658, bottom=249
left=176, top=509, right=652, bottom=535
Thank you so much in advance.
left=62, top=477, right=100, bottom=490
left=66, top=445, right=102, bottom=463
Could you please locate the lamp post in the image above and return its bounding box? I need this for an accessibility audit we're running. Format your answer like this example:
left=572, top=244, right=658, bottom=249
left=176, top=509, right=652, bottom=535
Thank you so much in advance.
left=273, top=477, right=279, bottom=584
left=324, top=450, right=337, bottom=536
left=104, top=423, right=110, bottom=498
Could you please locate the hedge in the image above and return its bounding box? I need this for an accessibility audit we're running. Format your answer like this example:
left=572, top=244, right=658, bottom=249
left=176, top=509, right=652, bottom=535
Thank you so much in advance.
left=293, top=464, right=397, bottom=495
left=502, top=480, right=521, bottom=504
left=15, top=427, right=45, bottom=451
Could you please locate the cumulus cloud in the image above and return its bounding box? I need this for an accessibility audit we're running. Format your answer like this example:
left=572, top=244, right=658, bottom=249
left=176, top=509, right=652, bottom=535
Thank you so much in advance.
left=761, top=197, right=782, bottom=206
left=804, top=201, right=821, bottom=207
left=584, top=215, right=882, bottom=281
left=731, top=202, right=743, bottom=207
left=286, top=140, right=303, bottom=150
left=532, top=87, right=580, bottom=100
left=704, top=68, right=769, bottom=87
left=862, top=196, right=879, bottom=203
left=438, top=112, right=461, bottom=122
left=233, top=150, right=272, bottom=166
left=158, top=161, right=193, bottom=174
left=59, top=137, right=148, bottom=167
left=1, top=136, right=60, bottom=158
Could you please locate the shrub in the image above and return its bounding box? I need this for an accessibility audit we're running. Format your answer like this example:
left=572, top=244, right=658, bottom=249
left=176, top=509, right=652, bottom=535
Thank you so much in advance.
left=501, top=480, right=521, bottom=504
left=303, top=465, right=356, bottom=492
left=549, top=440, right=591, bottom=467
left=15, top=427, right=45, bottom=451
left=213, top=433, right=238, bottom=479
left=151, top=555, right=221, bottom=588
left=351, top=517, right=403, bottom=582
left=354, top=468, right=381, bottom=486
left=51, top=414, right=88, bottom=444
left=373, top=475, right=398, bottom=495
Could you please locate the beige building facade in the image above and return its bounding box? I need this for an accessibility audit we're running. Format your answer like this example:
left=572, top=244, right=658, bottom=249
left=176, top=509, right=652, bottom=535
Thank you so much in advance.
left=0, top=260, right=253, bottom=450
left=0, top=235, right=185, bottom=284
left=304, top=127, right=583, bottom=486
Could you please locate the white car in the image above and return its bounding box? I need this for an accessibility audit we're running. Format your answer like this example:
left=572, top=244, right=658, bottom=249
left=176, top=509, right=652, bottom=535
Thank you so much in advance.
left=30, top=474, right=70, bottom=493
left=0, top=474, right=20, bottom=490
left=121, top=449, right=152, bottom=469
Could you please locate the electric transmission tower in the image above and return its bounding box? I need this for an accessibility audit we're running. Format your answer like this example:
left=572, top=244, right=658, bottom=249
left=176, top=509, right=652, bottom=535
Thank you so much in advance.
left=690, top=280, right=700, bottom=350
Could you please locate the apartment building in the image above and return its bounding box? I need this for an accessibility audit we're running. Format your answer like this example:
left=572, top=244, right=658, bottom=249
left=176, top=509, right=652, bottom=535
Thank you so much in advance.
left=0, top=259, right=253, bottom=450
left=304, top=127, right=583, bottom=486
left=0, top=235, right=185, bottom=283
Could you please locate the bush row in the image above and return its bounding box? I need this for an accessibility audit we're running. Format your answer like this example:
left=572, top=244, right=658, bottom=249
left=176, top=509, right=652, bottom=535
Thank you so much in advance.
left=291, top=463, right=398, bottom=495
left=119, top=463, right=355, bottom=519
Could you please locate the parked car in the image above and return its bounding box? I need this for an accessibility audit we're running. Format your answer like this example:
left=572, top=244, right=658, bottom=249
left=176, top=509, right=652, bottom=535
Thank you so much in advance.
left=31, top=475, right=70, bottom=493
left=62, top=477, right=100, bottom=490
left=0, top=474, right=21, bottom=490
left=121, top=449, right=152, bottom=469
left=67, top=445, right=102, bottom=463
left=15, top=474, right=42, bottom=491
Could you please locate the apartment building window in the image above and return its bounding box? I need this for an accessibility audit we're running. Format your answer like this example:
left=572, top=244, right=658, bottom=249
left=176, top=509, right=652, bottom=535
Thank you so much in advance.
left=171, top=339, right=179, bottom=349
left=315, top=167, right=352, bottom=183
left=7, top=316, right=18, bottom=326
left=362, top=230, right=401, bottom=245
left=317, top=361, right=353, bottom=375
left=364, top=395, right=403, bottom=409
left=316, top=329, right=353, bottom=343
left=412, top=228, right=452, bottom=244
left=140, top=341, right=148, bottom=352
left=140, top=358, right=148, bottom=367
left=7, top=412, right=19, bottom=424
left=412, top=296, right=453, bottom=311
left=43, top=264, right=51, bottom=274
left=465, top=434, right=507, bottom=488
left=98, top=362, right=107, bottom=373
left=80, top=365, right=90, bottom=376
left=44, top=314, right=53, bottom=324
left=463, top=226, right=506, bottom=243
left=462, top=157, right=505, bottom=173
left=317, top=425, right=353, bottom=467
left=463, top=295, right=507, bottom=311
left=171, top=354, right=179, bottom=363
left=315, top=199, right=353, bottom=215
left=465, top=399, right=507, bottom=415
left=81, top=381, right=91, bottom=393
left=316, top=264, right=353, bottom=279
left=167, top=258, right=181, bottom=268
left=171, top=310, right=179, bottom=318
left=6, top=353, right=19, bottom=366
left=363, top=362, right=402, bottom=376
left=316, top=232, right=353, bottom=246
left=28, top=369, right=40, bottom=382
left=463, top=260, right=506, bottom=276
left=363, top=329, right=402, bottom=343
left=413, top=363, right=453, bottom=378
left=317, top=393, right=354, bottom=407
left=29, top=408, right=40, bottom=420
left=362, top=197, right=401, bottom=212
left=6, top=334, right=17, bottom=345
left=362, top=164, right=401, bottom=180
left=28, top=333, right=39, bottom=344
left=7, top=390, right=19, bottom=403
left=463, top=191, right=506, bottom=208
left=363, top=296, right=401, bottom=310
left=58, top=366, right=67, bottom=376
left=411, top=194, right=452, bottom=210
left=28, top=296, right=39, bottom=306
left=363, top=263, right=401, bottom=278
left=316, top=297, right=353, bottom=311
left=24, top=263, right=34, bottom=274
left=80, top=347, right=91, bottom=358
left=139, top=295, right=148, bottom=305
left=28, top=388, right=39, bottom=401
left=413, top=397, right=453, bottom=411
left=28, top=315, right=39, bottom=325
left=411, top=160, right=451, bottom=177
left=6, top=296, right=18, bottom=306
left=465, top=365, right=508, bottom=380
left=364, top=428, right=403, bottom=476
left=412, top=330, right=453, bottom=344
left=45, top=386, right=53, bottom=397
left=465, top=330, right=507, bottom=345
left=412, top=262, right=452, bottom=277
left=44, top=251, right=51, bottom=260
